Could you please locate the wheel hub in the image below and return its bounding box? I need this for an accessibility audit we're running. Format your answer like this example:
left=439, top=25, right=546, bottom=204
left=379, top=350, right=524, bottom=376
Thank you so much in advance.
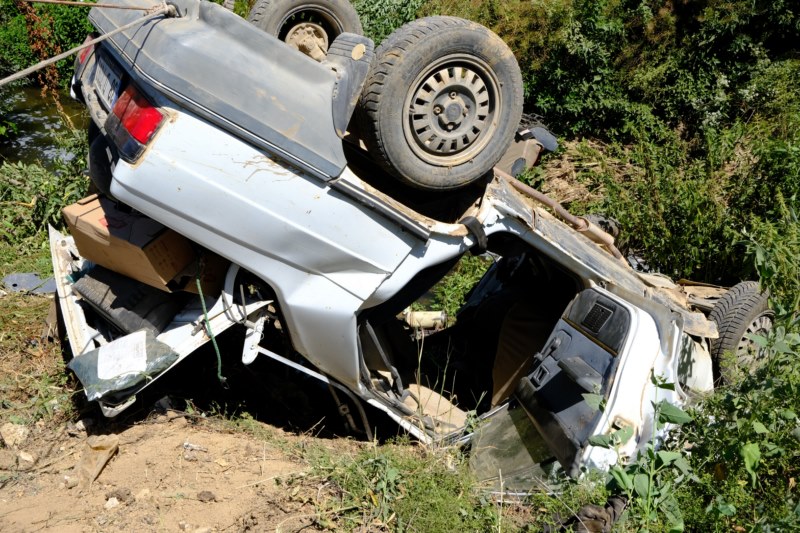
left=738, top=314, right=773, bottom=367
left=284, top=22, right=328, bottom=61
left=404, top=56, right=499, bottom=166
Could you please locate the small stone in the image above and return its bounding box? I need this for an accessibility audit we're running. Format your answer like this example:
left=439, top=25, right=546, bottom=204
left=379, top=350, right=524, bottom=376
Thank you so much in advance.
left=193, top=528, right=211, bottom=533
left=178, top=521, right=191, bottom=531
left=171, top=416, right=188, bottom=427
left=134, top=488, right=152, bottom=502
left=104, top=497, right=119, bottom=510
left=65, top=476, right=79, bottom=489
left=17, top=451, right=35, bottom=464
left=0, top=423, right=29, bottom=448
left=96, top=515, right=108, bottom=526
left=75, top=418, right=94, bottom=431
left=166, top=410, right=181, bottom=421
left=196, top=490, right=216, bottom=503
left=106, top=487, right=132, bottom=503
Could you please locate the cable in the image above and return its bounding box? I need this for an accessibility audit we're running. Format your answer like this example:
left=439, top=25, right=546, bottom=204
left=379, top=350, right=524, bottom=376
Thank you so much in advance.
left=196, top=272, right=228, bottom=388
left=21, top=0, right=157, bottom=10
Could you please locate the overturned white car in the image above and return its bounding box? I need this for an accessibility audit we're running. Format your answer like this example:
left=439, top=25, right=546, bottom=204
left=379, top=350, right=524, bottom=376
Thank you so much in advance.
left=52, top=0, right=772, bottom=489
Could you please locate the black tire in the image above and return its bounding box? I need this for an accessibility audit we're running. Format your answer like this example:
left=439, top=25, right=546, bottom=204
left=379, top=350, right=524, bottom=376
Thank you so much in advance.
left=247, top=0, right=363, bottom=61
left=708, top=281, right=774, bottom=383
left=360, top=16, right=524, bottom=190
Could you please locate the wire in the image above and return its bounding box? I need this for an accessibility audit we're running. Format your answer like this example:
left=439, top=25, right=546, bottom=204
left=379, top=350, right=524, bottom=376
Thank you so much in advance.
left=196, top=274, right=228, bottom=388
left=21, top=0, right=156, bottom=10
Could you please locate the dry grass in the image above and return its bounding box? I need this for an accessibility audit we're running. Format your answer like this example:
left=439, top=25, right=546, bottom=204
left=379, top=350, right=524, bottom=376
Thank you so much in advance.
left=0, top=291, right=76, bottom=424
left=536, top=139, right=641, bottom=207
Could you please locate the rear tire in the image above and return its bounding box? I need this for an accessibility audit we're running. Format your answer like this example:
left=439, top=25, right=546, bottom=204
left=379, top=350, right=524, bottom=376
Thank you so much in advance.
left=360, top=16, right=524, bottom=190
left=708, top=281, right=774, bottom=384
left=247, top=0, right=363, bottom=61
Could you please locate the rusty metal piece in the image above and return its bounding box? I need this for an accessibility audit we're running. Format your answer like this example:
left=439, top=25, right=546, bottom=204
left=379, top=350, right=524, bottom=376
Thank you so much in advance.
left=495, top=169, right=625, bottom=261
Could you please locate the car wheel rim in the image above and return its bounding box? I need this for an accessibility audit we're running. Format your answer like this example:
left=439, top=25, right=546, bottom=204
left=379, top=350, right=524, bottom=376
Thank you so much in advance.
left=284, top=22, right=329, bottom=60
left=737, top=313, right=773, bottom=368
left=403, top=54, right=501, bottom=166
left=278, top=8, right=341, bottom=60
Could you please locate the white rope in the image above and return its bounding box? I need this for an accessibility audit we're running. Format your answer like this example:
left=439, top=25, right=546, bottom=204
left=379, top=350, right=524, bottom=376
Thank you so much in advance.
left=21, top=0, right=156, bottom=10
left=0, top=3, right=175, bottom=88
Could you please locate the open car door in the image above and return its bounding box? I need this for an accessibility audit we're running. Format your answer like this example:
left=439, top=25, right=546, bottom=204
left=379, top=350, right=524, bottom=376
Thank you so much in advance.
left=471, top=286, right=685, bottom=487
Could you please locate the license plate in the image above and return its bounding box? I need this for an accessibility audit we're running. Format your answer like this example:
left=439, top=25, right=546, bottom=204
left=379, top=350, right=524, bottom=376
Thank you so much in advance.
left=94, top=56, right=122, bottom=111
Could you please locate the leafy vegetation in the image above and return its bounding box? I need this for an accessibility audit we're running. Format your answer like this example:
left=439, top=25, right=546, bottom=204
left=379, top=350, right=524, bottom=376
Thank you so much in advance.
left=351, top=0, right=424, bottom=43
left=0, top=0, right=93, bottom=86
left=589, top=376, right=695, bottom=531
left=0, top=126, right=88, bottom=249
left=673, top=321, right=800, bottom=531
left=423, top=254, right=493, bottom=320
left=420, top=0, right=799, bottom=287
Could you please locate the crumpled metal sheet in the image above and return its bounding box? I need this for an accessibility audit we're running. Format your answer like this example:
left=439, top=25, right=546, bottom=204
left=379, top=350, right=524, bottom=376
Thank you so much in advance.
left=3, top=273, right=57, bottom=294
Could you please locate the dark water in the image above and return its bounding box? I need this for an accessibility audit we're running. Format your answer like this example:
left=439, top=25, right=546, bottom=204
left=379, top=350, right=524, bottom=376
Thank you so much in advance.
left=0, top=85, right=88, bottom=170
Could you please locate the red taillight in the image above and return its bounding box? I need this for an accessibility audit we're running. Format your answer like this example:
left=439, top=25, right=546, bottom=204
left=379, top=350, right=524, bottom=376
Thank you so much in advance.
left=78, top=34, right=96, bottom=65
left=112, top=85, right=165, bottom=144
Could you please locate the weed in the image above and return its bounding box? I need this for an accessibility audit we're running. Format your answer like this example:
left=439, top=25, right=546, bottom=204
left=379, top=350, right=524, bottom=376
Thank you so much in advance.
left=589, top=374, right=695, bottom=532
left=0, top=110, right=88, bottom=262
left=311, top=439, right=502, bottom=531
left=741, top=193, right=800, bottom=318
left=674, top=322, right=800, bottom=530
left=420, top=254, right=493, bottom=320
left=352, top=0, right=424, bottom=43
left=0, top=160, right=88, bottom=246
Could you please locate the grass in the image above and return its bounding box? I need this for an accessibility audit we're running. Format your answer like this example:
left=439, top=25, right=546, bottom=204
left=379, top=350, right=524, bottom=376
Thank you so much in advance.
left=0, top=240, right=53, bottom=279
left=0, top=280, right=76, bottom=426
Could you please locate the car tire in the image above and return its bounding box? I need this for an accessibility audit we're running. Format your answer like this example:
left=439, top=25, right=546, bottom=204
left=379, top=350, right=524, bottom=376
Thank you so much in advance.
left=708, top=281, right=774, bottom=383
left=360, top=16, right=524, bottom=190
left=247, top=0, right=363, bottom=61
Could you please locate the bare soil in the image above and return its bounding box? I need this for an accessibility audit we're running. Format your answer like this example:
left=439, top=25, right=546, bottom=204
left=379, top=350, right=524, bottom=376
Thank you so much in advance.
left=0, top=411, right=341, bottom=532
left=0, top=293, right=357, bottom=533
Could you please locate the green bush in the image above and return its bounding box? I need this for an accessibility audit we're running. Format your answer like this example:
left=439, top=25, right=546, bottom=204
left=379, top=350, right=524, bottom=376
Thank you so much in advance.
left=742, top=195, right=800, bottom=319
left=0, top=123, right=88, bottom=247
left=414, top=0, right=800, bottom=284
left=0, top=160, right=88, bottom=246
left=352, top=0, right=424, bottom=43
left=675, top=322, right=800, bottom=530
left=0, top=0, right=94, bottom=87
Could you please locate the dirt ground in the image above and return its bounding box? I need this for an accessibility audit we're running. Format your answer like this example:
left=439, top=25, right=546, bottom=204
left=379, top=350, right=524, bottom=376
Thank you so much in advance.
left=0, top=411, right=333, bottom=532
left=0, top=293, right=363, bottom=533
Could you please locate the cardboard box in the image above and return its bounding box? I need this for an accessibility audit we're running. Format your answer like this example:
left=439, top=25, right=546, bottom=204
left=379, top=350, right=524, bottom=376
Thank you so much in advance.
left=62, top=195, right=195, bottom=292
left=170, top=251, right=230, bottom=298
